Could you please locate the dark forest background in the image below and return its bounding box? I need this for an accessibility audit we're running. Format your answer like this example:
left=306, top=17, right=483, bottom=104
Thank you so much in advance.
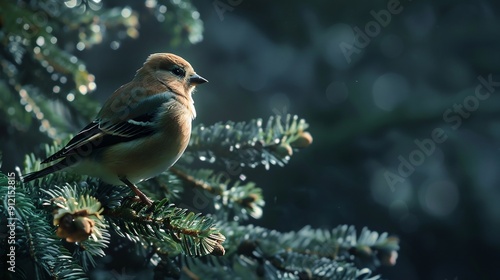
left=2, top=0, right=500, bottom=279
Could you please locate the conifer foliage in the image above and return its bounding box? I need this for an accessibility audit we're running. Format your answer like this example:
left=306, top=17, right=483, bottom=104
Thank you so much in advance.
left=0, top=1, right=399, bottom=279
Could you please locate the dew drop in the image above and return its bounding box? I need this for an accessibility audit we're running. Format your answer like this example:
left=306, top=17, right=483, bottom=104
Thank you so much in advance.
left=19, top=89, right=27, bottom=98
left=65, top=0, right=78, bottom=8
left=145, top=0, right=157, bottom=8
left=76, top=42, right=85, bottom=51
left=88, top=82, right=96, bottom=91
left=36, top=36, right=45, bottom=46
left=90, top=24, right=100, bottom=33
left=121, top=7, right=132, bottom=18
left=78, top=85, right=88, bottom=95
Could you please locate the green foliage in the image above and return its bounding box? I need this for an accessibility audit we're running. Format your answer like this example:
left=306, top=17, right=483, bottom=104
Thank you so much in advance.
left=159, top=0, right=204, bottom=46
left=0, top=110, right=399, bottom=279
left=170, top=167, right=265, bottom=220
left=106, top=198, right=225, bottom=257
left=0, top=0, right=203, bottom=139
left=184, top=114, right=311, bottom=169
left=187, top=223, right=398, bottom=280
left=42, top=184, right=109, bottom=257
left=0, top=174, right=88, bottom=280
left=0, top=1, right=399, bottom=279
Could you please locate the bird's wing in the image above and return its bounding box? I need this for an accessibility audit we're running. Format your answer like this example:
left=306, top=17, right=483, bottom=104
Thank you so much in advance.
left=41, top=92, right=175, bottom=164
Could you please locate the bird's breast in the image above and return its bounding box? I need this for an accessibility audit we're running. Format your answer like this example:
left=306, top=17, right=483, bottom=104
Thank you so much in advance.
left=97, top=108, right=192, bottom=184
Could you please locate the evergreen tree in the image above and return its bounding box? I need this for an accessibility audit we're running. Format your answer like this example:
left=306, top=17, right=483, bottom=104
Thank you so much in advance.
left=0, top=1, right=399, bottom=279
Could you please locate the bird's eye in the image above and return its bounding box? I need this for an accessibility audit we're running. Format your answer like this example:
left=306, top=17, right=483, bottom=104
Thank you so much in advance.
left=171, top=66, right=185, bottom=77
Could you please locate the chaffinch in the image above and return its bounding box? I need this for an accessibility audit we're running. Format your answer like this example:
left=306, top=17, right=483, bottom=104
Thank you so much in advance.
left=22, top=53, right=207, bottom=205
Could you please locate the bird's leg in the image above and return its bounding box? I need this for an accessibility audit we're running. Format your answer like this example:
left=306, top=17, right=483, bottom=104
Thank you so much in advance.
left=119, top=176, right=153, bottom=206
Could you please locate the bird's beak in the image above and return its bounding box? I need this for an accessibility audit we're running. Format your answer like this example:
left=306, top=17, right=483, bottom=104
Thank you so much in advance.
left=189, top=73, right=208, bottom=85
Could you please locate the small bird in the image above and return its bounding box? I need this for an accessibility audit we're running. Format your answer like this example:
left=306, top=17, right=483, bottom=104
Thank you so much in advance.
left=22, top=53, right=207, bottom=205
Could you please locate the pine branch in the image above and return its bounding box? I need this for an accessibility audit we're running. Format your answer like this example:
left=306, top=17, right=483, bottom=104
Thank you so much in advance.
left=180, top=223, right=400, bottom=279
left=170, top=167, right=220, bottom=194
left=170, top=167, right=265, bottom=220
left=104, top=198, right=226, bottom=257
left=182, top=114, right=313, bottom=170
left=0, top=173, right=88, bottom=279
left=139, top=172, right=184, bottom=202
left=261, top=251, right=380, bottom=280
left=42, top=184, right=110, bottom=257
left=0, top=0, right=106, bottom=133
left=155, top=0, right=204, bottom=45
left=0, top=0, right=199, bottom=138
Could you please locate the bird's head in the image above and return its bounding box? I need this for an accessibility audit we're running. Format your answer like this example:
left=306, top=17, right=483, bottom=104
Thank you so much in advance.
left=137, top=53, right=208, bottom=97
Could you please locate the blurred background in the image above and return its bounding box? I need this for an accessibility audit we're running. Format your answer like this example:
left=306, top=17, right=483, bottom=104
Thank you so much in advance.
left=2, top=0, right=500, bottom=279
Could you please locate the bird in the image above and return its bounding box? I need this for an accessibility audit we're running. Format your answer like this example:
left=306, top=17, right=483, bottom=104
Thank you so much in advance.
left=22, top=53, right=208, bottom=205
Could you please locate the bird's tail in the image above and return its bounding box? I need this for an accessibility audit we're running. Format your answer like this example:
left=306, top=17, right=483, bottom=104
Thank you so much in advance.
left=22, top=159, right=72, bottom=183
